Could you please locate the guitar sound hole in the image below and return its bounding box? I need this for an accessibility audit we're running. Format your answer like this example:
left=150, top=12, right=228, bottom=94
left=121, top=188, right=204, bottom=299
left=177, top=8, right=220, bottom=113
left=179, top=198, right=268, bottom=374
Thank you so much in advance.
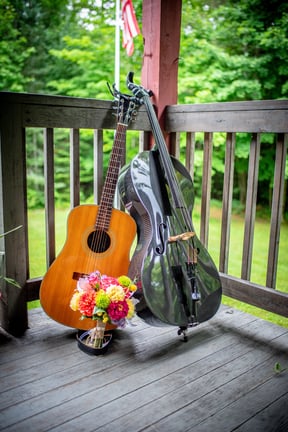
left=87, top=230, right=111, bottom=253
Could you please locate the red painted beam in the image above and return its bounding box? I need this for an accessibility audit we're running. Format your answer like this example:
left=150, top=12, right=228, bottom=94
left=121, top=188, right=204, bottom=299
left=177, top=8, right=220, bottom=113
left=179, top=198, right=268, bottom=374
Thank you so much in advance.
left=141, top=0, right=182, bottom=148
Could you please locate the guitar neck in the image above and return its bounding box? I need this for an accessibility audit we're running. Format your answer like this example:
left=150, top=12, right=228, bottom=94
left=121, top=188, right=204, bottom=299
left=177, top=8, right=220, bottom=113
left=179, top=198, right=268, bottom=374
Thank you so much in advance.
left=96, top=122, right=127, bottom=230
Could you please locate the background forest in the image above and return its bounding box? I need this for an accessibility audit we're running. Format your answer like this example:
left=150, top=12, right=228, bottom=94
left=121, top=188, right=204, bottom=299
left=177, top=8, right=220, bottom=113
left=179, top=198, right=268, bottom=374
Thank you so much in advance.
left=1, top=0, right=288, bottom=215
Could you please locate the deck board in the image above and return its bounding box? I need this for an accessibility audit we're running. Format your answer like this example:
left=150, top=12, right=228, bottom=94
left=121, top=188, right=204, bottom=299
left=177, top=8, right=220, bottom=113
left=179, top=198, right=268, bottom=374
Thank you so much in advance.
left=0, top=305, right=287, bottom=432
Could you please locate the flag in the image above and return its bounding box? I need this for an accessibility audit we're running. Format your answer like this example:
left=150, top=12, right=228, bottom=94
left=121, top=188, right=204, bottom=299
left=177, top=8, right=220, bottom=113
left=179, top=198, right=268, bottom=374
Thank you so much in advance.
left=121, top=0, right=141, bottom=56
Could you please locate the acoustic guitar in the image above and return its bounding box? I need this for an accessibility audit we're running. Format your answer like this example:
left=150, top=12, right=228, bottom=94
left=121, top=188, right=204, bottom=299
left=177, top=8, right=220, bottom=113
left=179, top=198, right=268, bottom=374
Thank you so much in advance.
left=118, top=73, right=222, bottom=338
left=40, top=92, right=138, bottom=330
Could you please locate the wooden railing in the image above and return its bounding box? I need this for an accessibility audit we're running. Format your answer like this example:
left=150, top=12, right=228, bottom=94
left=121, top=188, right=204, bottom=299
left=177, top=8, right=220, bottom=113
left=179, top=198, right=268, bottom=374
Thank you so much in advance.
left=166, top=100, right=288, bottom=318
left=0, top=92, right=287, bottom=336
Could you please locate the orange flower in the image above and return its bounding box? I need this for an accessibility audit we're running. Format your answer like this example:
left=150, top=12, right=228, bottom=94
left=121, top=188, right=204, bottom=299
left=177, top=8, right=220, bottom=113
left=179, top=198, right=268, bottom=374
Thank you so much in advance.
left=78, top=291, right=96, bottom=317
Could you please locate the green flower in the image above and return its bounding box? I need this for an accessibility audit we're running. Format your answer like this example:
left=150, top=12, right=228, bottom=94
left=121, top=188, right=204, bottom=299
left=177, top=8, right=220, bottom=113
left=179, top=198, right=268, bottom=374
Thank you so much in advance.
left=95, top=289, right=110, bottom=309
left=117, top=275, right=132, bottom=287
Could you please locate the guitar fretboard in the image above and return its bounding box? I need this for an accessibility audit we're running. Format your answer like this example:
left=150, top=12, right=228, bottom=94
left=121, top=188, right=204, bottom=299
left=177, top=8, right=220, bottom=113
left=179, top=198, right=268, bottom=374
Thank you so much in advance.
left=96, top=122, right=127, bottom=230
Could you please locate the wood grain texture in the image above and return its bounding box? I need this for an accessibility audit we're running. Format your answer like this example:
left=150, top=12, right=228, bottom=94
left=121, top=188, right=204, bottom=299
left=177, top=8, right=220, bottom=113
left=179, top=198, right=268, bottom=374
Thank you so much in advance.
left=166, top=100, right=288, bottom=133
left=0, top=305, right=287, bottom=432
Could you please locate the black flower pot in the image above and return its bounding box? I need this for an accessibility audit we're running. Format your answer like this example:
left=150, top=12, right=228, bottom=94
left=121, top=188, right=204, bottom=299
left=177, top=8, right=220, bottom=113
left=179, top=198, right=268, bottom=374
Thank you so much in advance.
left=77, top=330, right=113, bottom=355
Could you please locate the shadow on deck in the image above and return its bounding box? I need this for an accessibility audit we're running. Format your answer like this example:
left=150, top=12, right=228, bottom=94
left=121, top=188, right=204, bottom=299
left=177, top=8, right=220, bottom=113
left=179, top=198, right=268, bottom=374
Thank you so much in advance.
left=0, top=305, right=288, bottom=432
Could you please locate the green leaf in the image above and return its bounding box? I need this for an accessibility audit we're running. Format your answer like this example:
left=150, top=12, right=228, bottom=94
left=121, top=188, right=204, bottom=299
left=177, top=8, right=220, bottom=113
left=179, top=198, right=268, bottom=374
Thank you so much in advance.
left=0, top=225, right=22, bottom=238
left=1, top=276, right=21, bottom=289
left=273, top=362, right=283, bottom=374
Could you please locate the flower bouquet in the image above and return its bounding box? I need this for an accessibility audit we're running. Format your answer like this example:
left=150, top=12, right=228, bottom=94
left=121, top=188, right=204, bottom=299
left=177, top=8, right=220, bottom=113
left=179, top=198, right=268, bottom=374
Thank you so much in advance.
left=70, top=271, right=136, bottom=353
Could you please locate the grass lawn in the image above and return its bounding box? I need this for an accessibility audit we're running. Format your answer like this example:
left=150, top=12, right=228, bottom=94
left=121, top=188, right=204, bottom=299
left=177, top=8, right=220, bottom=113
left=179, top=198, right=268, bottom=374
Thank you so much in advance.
left=28, top=204, right=288, bottom=328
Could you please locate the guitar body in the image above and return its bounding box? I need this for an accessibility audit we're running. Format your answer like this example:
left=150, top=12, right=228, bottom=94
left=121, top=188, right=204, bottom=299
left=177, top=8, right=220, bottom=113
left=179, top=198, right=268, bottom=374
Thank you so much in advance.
left=40, top=204, right=136, bottom=330
left=118, top=150, right=222, bottom=327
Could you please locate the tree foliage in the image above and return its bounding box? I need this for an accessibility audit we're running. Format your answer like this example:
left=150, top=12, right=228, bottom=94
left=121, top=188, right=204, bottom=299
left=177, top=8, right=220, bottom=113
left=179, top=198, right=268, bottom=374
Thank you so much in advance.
left=179, top=0, right=288, bottom=210
left=1, top=0, right=287, bottom=212
left=0, top=0, right=34, bottom=91
left=179, top=0, right=288, bottom=103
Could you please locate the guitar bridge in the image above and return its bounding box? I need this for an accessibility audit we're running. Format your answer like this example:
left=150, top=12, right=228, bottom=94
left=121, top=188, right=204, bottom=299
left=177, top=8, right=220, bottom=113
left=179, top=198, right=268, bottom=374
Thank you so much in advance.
left=72, top=272, right=89, bottom=281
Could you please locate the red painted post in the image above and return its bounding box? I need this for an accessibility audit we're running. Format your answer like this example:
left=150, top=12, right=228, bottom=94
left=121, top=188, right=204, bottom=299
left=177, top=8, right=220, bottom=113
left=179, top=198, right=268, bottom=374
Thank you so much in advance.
left=141, top=0, right=182, bottom=149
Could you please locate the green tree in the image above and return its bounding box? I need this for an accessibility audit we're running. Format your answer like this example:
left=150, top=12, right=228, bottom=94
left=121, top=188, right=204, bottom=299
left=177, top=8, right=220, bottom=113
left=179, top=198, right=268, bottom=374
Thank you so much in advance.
left=179, top=0, right=288, bottom=208
left=179, top=0, right=288, bottom=102
left=2, top=0, right=287, bottom=211
left=0, top=0, right=33, bottom=91
left=4, top=0, right=84, bottom=93
left=47, top=1, right=143, bottom=98
left=3, top=0, right=143, bottom=208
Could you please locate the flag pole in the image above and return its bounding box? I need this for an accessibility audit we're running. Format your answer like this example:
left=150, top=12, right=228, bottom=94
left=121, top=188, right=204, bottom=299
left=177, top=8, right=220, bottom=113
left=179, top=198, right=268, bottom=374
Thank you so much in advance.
left=115, top=0, right=120, bottom=90
left=114, top=0, right=121, bottom=209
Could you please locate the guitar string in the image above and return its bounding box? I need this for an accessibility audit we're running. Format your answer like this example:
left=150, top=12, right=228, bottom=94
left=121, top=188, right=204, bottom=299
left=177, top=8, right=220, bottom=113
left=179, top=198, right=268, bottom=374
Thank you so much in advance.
left=143, top=95, right=193, bottom=219
left=166, top=220, right=195, bottom=321
left=143, top=94, right=197, bottom=261
left=85, top=119, right=128, bottom=276
left=144, top=104, right=199, bottom=275
left=89, top=126, right=123, bottom=268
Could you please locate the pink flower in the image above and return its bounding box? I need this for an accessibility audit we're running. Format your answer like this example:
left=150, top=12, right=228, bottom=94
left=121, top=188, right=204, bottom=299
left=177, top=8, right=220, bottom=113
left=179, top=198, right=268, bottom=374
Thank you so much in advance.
left=107, top=300, right=129, bottom=322
left=77, top=278, right=94, bottom=293
left=101, top=275, right=119, bottom=290
left=87, top=271, right=102, bottom=289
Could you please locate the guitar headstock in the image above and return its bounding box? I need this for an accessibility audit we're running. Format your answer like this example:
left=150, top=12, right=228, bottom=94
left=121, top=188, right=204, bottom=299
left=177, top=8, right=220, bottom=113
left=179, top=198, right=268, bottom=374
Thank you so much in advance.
left=116, top=94, right=138, bottom=126
left=109, top=81, right=140, bottom=126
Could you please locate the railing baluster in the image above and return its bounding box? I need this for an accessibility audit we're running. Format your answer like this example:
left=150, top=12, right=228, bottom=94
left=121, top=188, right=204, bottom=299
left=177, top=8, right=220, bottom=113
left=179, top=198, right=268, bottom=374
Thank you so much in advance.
left=140, top=130, right=151, bottom=151
left=43, top=128, right=55, bottom=267
left=70, top=128, right=80, bottom=208
left=200, top=132, right=213, bottom=248
left=241, top=132, right=261, bottom=281
left=93, top=129, right=103, bottom=205
left=170, top=131, right=180, bottom=159
left=185, top=132, right=195, bottom=180
left=220, top=132, right=236, bottom=273
left=266, top=133, right=287, bottom=288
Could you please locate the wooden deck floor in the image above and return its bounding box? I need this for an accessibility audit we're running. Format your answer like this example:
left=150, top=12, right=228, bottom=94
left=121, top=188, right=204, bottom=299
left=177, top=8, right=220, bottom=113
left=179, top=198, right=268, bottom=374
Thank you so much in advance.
left=0, top=305, right=288, bottom=432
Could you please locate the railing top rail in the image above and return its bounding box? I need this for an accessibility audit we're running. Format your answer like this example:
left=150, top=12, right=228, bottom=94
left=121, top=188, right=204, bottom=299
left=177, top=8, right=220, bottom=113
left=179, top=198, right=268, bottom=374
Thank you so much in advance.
left=0, top=91, right=114, bottom=108
left=165, top=99, right=288, bottom=133
left=0, top=92, right=151, bottom=131
left=2, top=92, right=287, bottom=133
left=168, top=99, right=288, bottom=112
